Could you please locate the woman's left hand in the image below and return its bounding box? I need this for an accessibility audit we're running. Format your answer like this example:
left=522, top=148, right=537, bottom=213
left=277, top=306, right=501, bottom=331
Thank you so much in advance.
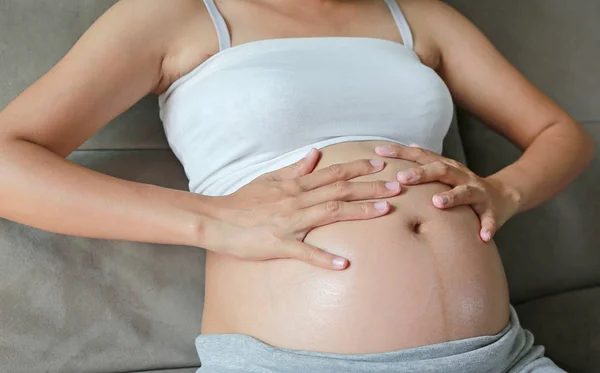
left=375, top=143, right=520, bottom=242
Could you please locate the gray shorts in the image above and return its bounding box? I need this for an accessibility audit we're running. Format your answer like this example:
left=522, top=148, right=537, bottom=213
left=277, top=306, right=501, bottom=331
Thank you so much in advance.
left=195, top=306, right=565, bottom=373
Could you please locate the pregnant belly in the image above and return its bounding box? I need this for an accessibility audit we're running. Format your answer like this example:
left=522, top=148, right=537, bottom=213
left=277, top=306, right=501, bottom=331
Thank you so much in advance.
left=201, top=140, right=511, bottom=354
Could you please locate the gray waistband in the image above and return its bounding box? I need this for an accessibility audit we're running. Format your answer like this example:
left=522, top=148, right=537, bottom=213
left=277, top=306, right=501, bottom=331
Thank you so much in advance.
left=195, top=306, right=562, bottom=373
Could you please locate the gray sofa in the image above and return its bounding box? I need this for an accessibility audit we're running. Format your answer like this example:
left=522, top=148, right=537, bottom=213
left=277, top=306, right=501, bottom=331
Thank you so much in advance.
left=0, top=1, right=598, bottom=372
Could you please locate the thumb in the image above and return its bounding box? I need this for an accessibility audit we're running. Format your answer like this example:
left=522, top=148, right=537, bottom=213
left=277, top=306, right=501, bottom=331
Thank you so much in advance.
left=477, top=209, right=497, bottom=243
left=263, top=148, right=319, bottom=181
left=286, top=240, right=349, bottom=270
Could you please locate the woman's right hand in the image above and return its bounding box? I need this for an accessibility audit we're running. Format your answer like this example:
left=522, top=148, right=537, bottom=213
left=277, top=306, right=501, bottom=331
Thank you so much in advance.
left=203, top=148, right=402, bottom=270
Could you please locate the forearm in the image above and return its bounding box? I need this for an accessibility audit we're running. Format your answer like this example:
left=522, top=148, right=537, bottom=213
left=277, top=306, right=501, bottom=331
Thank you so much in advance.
left=487, top=121, right=594, bottom=213
left=0, top=139, right=212, bottom=247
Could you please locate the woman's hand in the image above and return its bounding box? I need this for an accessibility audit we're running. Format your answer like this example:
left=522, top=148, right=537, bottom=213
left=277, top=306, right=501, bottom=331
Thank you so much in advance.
left=204, top=148, right=402, bottom=270
left=375, top=144, right=520, bottom=242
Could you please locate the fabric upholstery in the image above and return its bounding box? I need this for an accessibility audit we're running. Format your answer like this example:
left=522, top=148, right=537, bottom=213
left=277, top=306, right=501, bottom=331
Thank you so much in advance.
left=0, top=151, right=202, bottom=373
left=515, top=287, right=600, bottom=373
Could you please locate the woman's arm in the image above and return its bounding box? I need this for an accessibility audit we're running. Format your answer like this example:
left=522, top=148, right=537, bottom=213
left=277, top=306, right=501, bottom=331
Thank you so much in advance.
left=0, top=0, right=208, bottom=245
left=376, top=0, right=594, bottom=241
left=428, top=0, right=594, bottom=213
left=0, top=0, right=201, bottom=245
left=0, top=0, right=399, bottom=269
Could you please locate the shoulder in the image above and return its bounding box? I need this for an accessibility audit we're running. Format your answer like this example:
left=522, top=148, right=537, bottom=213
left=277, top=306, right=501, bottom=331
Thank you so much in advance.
left=108, top=0, right=218, bottom=94
left=106, top=0, right=207, bottom=36
left=396, top=0, right=474, bottom=70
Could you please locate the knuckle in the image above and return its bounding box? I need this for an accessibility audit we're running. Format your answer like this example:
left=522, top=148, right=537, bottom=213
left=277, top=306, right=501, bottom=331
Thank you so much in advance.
left=414, top=147, right=426, bottom=156
left=266, top=230, right=284, bottom=246
left=361, top=159, right=374, bottom=172
left=333, top=181, right=350, bottom=195
left=463, top=184, right=474, bottom=199
left=325, top=200, right=343, bottom=217
left=269, top=185, right=285, bottom=199
left=289, top=160, right=303, bottom=170
left=327, top=163, right=345, bottom=178
left=278, top=196, right=298, bottom=212
left=282, top=180, right=304, bottom=195
left=297, top=180, right=310, bottom=193
left=360, top=203, right=370, bottom=215
left=451, top=159, right=465, bottom=169
left=303, top=246, right=318, bottom=263
left=412, top=168, right=423, bottom=178
left=254, top=173, right=270, bottom=182
left=373, top=181, right=386, bottom=194
left=436, top=161, right=450, bottom=175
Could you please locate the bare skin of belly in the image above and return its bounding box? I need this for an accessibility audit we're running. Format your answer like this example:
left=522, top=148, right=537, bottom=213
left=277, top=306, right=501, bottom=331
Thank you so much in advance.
left=201, top=140, right=511, bottom=354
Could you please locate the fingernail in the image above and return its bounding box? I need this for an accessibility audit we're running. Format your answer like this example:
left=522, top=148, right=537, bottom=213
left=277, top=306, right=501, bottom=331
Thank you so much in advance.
left=433, top=195, right=449, bottom=206
left=374, top=201, right=389, bottom=211
left=304, top=148, right=316, bottom=159
left=397, top=170, right=418, bottom=183
left=375, top=146, right=394, bottom=155
left=483, top=231, right=492, bottom=241
left=370, top=159, right=384, bottom=168
left=385, top=181, right=400, bottom=191
left=333, top=257, right=348, bottom=269
left=333, top=256, right=348, bottom=269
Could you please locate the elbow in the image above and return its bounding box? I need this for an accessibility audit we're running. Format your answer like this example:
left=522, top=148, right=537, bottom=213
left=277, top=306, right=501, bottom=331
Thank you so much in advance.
left=561, top=118, right=596, bottom=172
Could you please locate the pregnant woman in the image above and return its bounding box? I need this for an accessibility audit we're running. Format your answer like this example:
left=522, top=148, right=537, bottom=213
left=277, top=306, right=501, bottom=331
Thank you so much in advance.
left=0, top=0, right=593, bottom=372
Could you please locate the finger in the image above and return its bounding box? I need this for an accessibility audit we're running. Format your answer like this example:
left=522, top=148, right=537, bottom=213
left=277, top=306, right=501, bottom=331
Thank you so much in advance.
left=478, top=210, right=497, bottom=242
left=297, top=159, right=385, bottom=191
left=260, top=148, right=319, bottom=182
left=397, top=161, right=470, bottom=186
left=296, top=180, right=401, bottom=209
left=295, top=200, right=391, bottom=231
left=284, top=241, right=349, bottom=270
left=432, top=184, right=483, bottom=209
left=374, top=143, right=439, bottom=165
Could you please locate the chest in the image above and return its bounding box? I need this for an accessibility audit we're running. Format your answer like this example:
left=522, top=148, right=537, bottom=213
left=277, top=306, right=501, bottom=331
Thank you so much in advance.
left=159, top=39, right=453, bottom=154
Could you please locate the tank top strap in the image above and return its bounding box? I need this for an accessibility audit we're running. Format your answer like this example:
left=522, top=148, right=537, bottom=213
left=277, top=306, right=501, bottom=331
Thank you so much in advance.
left=383, top=0, right=414, bottom=49
left=203, top=0, right=232, bottom=51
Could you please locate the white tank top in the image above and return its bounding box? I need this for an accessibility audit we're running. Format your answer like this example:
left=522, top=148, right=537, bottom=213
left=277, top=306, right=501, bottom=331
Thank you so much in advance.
left=158, top=0, right=454, bottom=196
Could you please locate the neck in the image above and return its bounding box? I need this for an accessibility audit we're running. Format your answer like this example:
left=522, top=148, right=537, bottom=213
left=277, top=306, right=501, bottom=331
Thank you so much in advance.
left=256, top=0, right=360, bottom=20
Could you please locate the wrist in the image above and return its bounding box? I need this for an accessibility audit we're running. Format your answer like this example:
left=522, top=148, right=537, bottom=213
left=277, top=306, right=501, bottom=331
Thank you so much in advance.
left=486, top=174, right=523, bottom=214
left=181, top=193, right=227, bottom=251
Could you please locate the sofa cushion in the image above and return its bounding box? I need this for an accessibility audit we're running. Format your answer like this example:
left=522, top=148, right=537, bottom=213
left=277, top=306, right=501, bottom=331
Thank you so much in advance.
left=0, top=150, right=203, bottom=373
left=515, top=287, right=600, bottom=373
